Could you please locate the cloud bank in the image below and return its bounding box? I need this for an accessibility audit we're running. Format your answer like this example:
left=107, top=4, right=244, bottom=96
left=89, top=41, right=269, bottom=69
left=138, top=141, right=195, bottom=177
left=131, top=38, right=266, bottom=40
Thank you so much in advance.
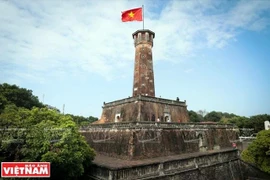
left=0, top=0, right=270, bottom=82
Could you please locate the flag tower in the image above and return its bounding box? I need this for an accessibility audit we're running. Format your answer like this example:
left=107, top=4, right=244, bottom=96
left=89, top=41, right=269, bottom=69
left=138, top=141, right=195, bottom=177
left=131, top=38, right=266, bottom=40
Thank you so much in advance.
left=132, top=29, right=155, bottom=97
left=83, top=7, right=241, bottom=180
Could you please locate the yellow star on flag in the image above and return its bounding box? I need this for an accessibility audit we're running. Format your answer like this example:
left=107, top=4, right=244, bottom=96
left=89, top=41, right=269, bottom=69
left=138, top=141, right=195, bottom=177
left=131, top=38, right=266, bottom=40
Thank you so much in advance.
left=128, top=11, right=135, bottom=18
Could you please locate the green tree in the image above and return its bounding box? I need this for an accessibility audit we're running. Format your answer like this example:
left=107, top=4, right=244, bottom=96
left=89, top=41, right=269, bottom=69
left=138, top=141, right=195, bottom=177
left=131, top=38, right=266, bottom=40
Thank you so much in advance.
left=197, top=109, right=208, bottom=118
left=0, top=83, right=44, bottom=110
left=88, top=116, right=98, bottom=123
left=188, top=110, right=203, bottom=122
left=0, top=94, right=8, bottom=113
left=0, top=104, right=31, bottom=161
left=0, top=107, right=95, bottom=179
left=249, top=114, right=270, bottom=133
left=241, top=130, right=270, bottom=174
left=67, top=114, right=98, bottom=126
left=204, top=111, right=239, bottom=123
left=220, top=116, right=251, bottom=128
left=204, top=111, right=223, bottom=122
left=222, top=112, right=238, bottom=118
left=219, top=114, right=270, bottom=133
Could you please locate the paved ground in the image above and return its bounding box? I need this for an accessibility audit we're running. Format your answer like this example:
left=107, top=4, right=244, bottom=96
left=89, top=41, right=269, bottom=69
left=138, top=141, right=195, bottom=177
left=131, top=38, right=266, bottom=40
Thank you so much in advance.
left=93, top=148, right=237, bottom=170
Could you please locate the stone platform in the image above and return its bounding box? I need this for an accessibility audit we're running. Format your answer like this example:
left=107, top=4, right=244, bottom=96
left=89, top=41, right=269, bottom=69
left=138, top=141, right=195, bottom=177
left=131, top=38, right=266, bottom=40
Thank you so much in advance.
left=89, top=149, right=242, bottom=180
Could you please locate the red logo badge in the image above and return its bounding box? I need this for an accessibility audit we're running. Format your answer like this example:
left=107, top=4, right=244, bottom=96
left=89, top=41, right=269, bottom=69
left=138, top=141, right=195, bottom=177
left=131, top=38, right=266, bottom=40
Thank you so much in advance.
left=1, top=162, right=50, bottom=178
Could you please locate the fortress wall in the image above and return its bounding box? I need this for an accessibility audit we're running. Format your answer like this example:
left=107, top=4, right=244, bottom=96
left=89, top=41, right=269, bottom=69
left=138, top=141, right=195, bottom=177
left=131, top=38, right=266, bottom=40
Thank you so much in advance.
left=89, top=150, right=243, bottom=180
left=80, top=123, right=239, bottom=160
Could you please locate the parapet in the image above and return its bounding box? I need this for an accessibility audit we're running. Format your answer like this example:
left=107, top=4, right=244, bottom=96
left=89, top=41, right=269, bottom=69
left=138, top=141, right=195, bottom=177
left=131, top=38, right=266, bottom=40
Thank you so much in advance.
left=103, top=95, right=186, bottom=108
left=132, top=29, right=155, bottom=47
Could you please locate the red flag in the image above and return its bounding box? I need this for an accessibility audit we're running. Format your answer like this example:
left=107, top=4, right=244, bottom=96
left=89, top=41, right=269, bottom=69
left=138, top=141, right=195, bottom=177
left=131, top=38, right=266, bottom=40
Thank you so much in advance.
left=121, top=7, right=142, bottom=22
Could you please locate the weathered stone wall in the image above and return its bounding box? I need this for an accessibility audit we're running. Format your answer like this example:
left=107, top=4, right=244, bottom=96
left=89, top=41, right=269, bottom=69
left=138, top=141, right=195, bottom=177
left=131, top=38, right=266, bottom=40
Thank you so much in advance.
left=99, top=95, right=188, bottom=123
left=239, top=160, right=270, bottom=180
left=100, top=99, right=139, bottom=123
left=80, top=123, right=239, bottom=160
left=140, top=100, right=188, bottom=123
left=89, top=150, right=244, bottom=180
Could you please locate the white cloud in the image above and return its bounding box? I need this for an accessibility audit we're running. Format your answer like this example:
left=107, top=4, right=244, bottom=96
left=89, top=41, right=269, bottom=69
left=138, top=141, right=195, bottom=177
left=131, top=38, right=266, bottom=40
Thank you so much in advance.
left=0, top=0, right=270, bottom=82
left=184, top=68, right=194, bottom=74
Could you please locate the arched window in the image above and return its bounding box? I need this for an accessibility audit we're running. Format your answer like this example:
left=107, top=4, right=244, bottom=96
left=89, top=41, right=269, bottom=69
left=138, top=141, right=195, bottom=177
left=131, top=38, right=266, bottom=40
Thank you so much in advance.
left=164, top=113, right=171, bottom=122
left=115, top=113, right=121, bottom=122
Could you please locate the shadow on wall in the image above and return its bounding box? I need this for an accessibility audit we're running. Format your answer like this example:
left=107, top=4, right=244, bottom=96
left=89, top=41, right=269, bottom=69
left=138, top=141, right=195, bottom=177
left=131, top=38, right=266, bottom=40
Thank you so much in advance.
left=240, top=160, right=270, bottom=180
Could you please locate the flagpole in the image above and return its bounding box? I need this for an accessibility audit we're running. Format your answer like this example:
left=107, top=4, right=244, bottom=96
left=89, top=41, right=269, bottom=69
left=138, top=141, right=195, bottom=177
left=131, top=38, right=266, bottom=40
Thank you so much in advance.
left=142, top=5, right=144, bottom=30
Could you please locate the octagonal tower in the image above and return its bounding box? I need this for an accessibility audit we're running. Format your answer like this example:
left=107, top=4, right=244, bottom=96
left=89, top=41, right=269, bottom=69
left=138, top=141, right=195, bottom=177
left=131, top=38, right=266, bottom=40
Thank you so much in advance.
left=132, top=29, right=155, bottom=97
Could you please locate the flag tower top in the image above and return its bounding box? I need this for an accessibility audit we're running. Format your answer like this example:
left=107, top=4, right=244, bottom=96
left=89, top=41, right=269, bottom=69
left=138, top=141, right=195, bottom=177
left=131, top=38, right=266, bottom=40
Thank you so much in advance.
left=132, top=29, right=155, bottom=38
left=132, top=29, right=155, bottom=47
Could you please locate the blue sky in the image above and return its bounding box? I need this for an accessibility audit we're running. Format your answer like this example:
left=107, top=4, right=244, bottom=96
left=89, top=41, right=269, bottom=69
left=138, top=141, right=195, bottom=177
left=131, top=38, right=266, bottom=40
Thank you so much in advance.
left=0, top=0, right=270, bottom=118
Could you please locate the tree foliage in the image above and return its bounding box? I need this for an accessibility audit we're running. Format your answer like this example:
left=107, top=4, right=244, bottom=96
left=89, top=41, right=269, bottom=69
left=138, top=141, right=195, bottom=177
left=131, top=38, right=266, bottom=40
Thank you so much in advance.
left=204, top=111, right=238, bottom=122
left=0, top=83, right=98, bottom=179
left=188, top=110, right=204, bottom=122
left=241, top=130, right=270, bottom=174
left=66, top=114, right=98, bottom=126
left=203, top=111, right=223, bottom=122
left=0, top=106, right=95, bottom=179
left=189, top=110, right=269, bottom=133
left=0, top=83, right=44, bottom=111
left=249, top=114, right=270, bottom=133
left=220, top=116, right=251, bottom=128
left=188, top=110, right=239, bottom=123
left=220, top=114, right=270, bottom=133
left=197, top=109, right=208, bottom=118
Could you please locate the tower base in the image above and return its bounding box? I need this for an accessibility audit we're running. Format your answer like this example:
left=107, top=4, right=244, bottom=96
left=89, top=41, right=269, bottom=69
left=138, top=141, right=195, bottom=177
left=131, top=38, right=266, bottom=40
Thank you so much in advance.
left=98, top=95, right=188, bottom=123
